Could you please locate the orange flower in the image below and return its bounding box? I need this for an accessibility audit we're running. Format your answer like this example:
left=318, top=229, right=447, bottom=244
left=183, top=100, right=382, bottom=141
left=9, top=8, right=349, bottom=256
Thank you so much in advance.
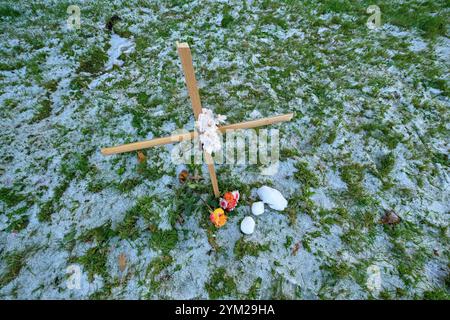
left=210, top=208, right=227, bottom=228
left=219, top=190, right=239, bottom=211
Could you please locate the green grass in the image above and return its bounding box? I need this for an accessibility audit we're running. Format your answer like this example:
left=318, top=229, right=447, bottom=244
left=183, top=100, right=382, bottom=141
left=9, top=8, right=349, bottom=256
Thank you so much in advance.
left=72, top=223, right=119, bottom=291
left=79, top=223, right=116, bottom=244
left=87, top=179, right=109, bottom=193
left=315, top=0, right=448, bottom=38
left=270, top=274, right=300, bottom=299
left=289, top=188, right=316, bottom=216
left=78, top=46, right=108, bottom=74
left=280, top=148, right=300, bottom=160
left=301, top=238, right=312, bottom=253
left=284, top=236, right=293, bottom=249
left=383, top=2, right=448, bottom=39
left=38, top=150, right=96, bottom=222
left=320, top=259, right=353, bottom=281
left=289, top=161, right=321, bottom=217
left=74, top=246, right=109, bottom=282
left=38, top=200, right=53, bottom=222
left=116, top=208, right=142, bottom=240
left=205, top=267, right=237, bottom=299
left=423, top=288, right=450, bottom=300
left=0, top=251, right=26, bottom=287
left=294, top=161, right=319, bottom=189
left=233, top=237, right=270, bottom=260
left=0, top=187, right=26, bottom=207
left=146, top=255, right=173, bottom=292
left=356, top=122, right=404, bottom=150
left=30, top=100, right=52, bottom=123
left=6, top=212, right=29, bottom=232
left=0, top=5, right=20, bottom=19
left=116, top=196, right=162, bottom=239
left=60, top=151, right=94, bottom=181
left=301, top=230, right=322, bottom=253
left=340, top=163, right=372, bottom=206
left=115, top=178, right=141, bottom=193
left=247, top=277, right=262, bottom=299
left=377, top=152, right=396, bottom=178
left=149, top=229, right=179, bottom=254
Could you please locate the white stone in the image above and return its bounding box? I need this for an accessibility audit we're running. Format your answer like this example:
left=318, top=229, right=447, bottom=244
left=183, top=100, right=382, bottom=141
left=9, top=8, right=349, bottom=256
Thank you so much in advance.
left=256, top=186, right=288, bottom=211
left=251, top=201, right=265, bottom=216
left=240, top=216, right=255, bottom=235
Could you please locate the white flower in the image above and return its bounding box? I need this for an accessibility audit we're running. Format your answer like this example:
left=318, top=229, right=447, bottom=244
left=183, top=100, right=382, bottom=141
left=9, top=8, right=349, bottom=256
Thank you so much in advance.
left=196, top=108, right=226, bottom=154
left=216, top=114, right=227, bottom=124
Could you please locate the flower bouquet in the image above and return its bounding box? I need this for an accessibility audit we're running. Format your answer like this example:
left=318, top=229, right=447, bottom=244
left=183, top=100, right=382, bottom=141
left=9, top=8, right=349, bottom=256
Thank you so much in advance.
left=203, top=190, right=240, bottom=228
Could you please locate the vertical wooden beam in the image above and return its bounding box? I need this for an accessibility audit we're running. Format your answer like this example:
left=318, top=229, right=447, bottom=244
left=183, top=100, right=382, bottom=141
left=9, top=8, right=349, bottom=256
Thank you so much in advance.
left=177, top=42, right=220, bottom=198
left=176, top=42, right=202, bottom=119
left=205, top=152, right=220, bottom=197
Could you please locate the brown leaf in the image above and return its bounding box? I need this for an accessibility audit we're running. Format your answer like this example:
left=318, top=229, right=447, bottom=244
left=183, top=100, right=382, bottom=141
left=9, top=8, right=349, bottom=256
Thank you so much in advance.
left=118, top=253, right=127, bottom=272
left=291, top=242, right=300, bottom=256
left=178, top=170, right=189, bottom=184
left=189, top=174, right=203, bottom=182
left=160, top=274, right=172, bottom=282
left=380, top=209, right=401, bottom=225
left=177, top=214, right=185, bottom=225
left=137, top=151, right=146, bottom=164
left=188, top=169, right=203, bottom=182
left=148, top=224, right=158, bottom=233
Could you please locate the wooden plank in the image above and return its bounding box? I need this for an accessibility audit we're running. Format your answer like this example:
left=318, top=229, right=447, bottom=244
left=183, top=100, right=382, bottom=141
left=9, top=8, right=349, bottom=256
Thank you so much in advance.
left=218, top=113, right=294, bottom=132
left=100, top=131, right=196, bottom=155
left=176, top=42, right=202, bottom=119
left=101, top=41, right=294, bottom=200
left=204, top=152, right=220, bottom=197
left=100, top=113, right=294, bottom=155
left=177, top=41, right=220, bottom=197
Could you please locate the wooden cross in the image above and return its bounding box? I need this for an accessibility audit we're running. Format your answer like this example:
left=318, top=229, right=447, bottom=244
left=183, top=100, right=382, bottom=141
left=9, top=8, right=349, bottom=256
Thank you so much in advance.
left=101, top=42, right=293, bottom=197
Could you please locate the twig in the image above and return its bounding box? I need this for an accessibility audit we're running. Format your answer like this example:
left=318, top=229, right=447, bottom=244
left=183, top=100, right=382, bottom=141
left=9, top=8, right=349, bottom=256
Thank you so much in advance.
left=198, top=196, right=214, bottom=212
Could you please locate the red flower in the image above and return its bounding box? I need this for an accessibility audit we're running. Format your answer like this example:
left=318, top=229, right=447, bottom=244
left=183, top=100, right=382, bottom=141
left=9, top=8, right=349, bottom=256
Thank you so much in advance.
left=219, top=190, right=239, bottom=211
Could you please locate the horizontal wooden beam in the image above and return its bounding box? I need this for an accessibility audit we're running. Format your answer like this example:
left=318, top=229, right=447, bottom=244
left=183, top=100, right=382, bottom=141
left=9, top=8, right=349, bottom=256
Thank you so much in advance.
left=101, top=113, right=294, bottom=155
left=101, top=131, right=196, bottom=155
left=218, top=113, right=293, bottom=132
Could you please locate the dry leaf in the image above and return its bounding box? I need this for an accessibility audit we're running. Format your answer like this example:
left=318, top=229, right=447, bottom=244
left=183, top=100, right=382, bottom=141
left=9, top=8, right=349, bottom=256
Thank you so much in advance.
left=380, top=209, right=401, bottom=225
left=177, top=214, right=185, bottom=225
left=160, top=274, right=171, bottom=282
left=148, top=224, right=158, bottom=232
left=189, top=174, right=203, bottom=182
left=178, top=169, right=189, bottom=184
left=118, top=253, right=127, bottom=272
left=291, top=242, right=300, bottom=256
left=137, top=151, right=146, bottom=164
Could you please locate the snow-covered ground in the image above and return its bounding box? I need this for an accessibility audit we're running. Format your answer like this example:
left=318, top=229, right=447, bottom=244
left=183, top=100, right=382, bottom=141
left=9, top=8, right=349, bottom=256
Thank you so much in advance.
left=0, top=0, right=448, bottom=299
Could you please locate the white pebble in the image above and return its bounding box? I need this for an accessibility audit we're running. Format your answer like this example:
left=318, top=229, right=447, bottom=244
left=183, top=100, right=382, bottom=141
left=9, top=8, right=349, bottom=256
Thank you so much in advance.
left=256, top=186, right=288, bottom=211
left=240, top=216, right=255, bottom=235
left=251, top=201, right=265, bottom=216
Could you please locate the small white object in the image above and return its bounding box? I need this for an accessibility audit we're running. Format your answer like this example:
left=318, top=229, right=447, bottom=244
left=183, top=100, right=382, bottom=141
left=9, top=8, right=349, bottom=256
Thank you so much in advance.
left=251, top=201, right=265, bottom=216
left=257, top=186, right=288, bottom=211
left=106, top=33, right=135, bottom=70
left=196, top=108, right=227, bottom=154
left=240, top=216, right=255, bottom=235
